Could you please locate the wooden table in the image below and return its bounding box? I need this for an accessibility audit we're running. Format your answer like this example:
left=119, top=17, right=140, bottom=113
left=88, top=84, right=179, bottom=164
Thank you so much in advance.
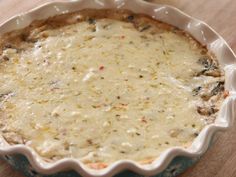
left=0, top=0, right=235, bottom=177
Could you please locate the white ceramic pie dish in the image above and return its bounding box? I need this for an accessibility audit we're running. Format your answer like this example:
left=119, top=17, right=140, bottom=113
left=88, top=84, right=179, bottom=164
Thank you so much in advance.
left=0, top=0, right=235, bottom=177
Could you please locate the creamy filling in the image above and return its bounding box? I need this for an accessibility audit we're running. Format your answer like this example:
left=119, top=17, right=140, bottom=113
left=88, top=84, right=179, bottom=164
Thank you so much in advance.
left=0, top=10, right=224, bottom=165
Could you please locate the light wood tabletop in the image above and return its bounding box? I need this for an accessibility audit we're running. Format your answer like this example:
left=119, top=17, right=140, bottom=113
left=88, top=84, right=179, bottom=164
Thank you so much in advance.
left=0, top=0, right=235, bottom=177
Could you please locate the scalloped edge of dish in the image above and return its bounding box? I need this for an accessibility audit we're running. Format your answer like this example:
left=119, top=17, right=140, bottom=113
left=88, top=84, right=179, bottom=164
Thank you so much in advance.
left=0, top=0, right=236, bottom=177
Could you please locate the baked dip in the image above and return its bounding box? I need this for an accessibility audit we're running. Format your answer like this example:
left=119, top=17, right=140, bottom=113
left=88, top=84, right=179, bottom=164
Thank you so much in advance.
left=0, top=9, right=226, bottom=169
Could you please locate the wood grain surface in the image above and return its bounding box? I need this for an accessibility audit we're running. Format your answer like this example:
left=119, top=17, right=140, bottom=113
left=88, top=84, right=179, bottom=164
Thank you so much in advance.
left=0, top=0, right=235, bottom=177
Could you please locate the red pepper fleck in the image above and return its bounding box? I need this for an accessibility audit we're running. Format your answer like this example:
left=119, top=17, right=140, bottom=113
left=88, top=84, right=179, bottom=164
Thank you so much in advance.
left=99, top=66, right=104, bottom=70
left=121, top=35, right=125, bottom=39
left=223, top=90, right=229, bottom=98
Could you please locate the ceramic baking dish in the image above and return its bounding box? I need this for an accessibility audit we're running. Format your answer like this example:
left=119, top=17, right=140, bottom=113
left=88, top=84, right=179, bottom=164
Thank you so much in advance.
left=0, top=0, right=235, bottom=177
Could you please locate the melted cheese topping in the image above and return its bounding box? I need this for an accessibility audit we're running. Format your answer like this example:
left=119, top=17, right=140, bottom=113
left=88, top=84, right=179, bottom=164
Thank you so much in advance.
left=0, top=10, right=224, bottom=165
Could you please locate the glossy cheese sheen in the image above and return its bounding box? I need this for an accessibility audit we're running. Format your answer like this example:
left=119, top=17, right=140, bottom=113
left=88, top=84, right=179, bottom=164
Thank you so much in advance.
left=0, top=10, right=224, bottom=165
